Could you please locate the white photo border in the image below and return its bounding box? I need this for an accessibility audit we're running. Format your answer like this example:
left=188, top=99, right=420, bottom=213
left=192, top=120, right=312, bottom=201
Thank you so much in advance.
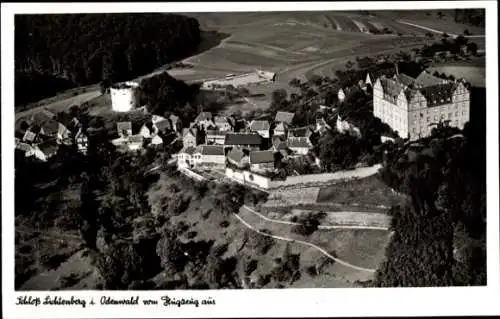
left=2, top=1, right=499, bottom=318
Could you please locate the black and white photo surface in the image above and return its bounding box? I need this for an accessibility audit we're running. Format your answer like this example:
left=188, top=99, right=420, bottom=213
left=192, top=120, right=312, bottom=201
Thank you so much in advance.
left=2, top=1, right=499, bottom=318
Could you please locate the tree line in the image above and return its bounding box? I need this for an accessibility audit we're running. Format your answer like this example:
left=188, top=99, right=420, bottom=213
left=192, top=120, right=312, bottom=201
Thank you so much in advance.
left=15, top=13, right=201, bottom=106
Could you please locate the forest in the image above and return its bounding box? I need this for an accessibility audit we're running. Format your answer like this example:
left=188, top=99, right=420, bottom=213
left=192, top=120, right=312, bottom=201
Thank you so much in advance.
left=14, top=13, right=201, bottom=106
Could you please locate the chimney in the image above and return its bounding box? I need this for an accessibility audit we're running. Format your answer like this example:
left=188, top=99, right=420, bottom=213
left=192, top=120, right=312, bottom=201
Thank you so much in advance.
left=394, top=62, right=399, bottom=75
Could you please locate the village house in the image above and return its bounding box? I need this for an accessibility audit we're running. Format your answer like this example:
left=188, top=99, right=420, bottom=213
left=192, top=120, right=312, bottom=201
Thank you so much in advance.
left=22, top=129, right=38, bottom=144
left=75, top=127, right=89, bottom=154
left=150, top=134, right=164, bottom=147
left=205, top=129, right=226, bottom=145
left=224, top=132, right=262, bottom=150
left=169, top=114, right=183, bottom=133
left=336, top=115, right=362, bottom=138
left=248, top=120, right=271, bottom=139
left=182, top=127, right=199, bottom=148
left=139, top=121, right=156, bottom=139
left=287, top=136, right=314, bottom=155
left=288, top=126, right=314, bottom=139
left=128, top=135, right=144, bottom=152
left=275, top=111, right=295, bottom=126
left=194, top=112, right=215, bottom=131
left=249, top=150, right=276, bottom=173
left=177, top=146, right=197, bottom=168
left=193, top=145, right=226, bottom=167
left=270, top=135, right=291, bottom=158
left=226, top=147, right=249, bottom=169
left=213, top=116, right=234, bottom=132
left=32, top=140, right=59, bottom=162
left=117, top=121, right=133, bottom=138
left=273, top=122, right=288, bottom=137
left=15, top=140, right=35, bottom=158
left=315, top=117, right=331, bottom=135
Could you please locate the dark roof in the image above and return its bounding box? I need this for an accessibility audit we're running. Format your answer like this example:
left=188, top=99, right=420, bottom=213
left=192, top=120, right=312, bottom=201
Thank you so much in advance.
left=155, top=119, right=172, bottom=131
left=250, top=150, right=275, bottom=164
left=37, top=140, right=58, bottom=155
left=180, top=146, right=196, bottom=155
left=419, top=83, right=457, bottom=107
left=227, top=147, right=247, bottom=163
left=225, top=132, right=261, bottom=146
left=129, top=134, right=144, bottom=144
left=288, top=126, right=313, bottom=138
left=197, top=145, right=225, bottom=156
left=206, top=129, right=226, bottom=137
left=272, top=136, right=288, bottom=150
left=249, top=120, right=270, bottom=131
left=275, top=111, right=295, bottom=124
left=117, top=122, right=132, bottom=132
left=41, top=119, right=60, bottom=136
left=414, top=71, right=449, bottom=87
left=287, top=137, right=313, bottom=149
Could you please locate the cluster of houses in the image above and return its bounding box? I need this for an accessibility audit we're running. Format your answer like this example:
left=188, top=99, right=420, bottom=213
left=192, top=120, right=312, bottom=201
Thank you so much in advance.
left=176, top=110, right=338, bottom=175
left=111, top=114, right=182, bottom=152
left=15, top=108, right=89, bottom=162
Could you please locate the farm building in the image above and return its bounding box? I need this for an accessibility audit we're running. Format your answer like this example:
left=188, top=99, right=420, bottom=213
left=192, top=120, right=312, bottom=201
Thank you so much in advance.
left=182, top=127, right=200, bottom=148
left=226, top=147, right=250, bottom=169
left=249, top=120, right=271, bottom=139
left=205, top=130, right=226, bottom=145
left=275, top=111, right=295, bottom=125
left=287, top=137, right=314, bottom=155
left=193, top=145, right=226, bottom=167
left=201, top=70, right=276, bottom=90
left=110, top=81, right=140, bottom=112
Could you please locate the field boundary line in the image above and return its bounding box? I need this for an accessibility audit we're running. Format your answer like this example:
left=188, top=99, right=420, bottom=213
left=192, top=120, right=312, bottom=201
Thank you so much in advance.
left=242, top=205, right=389, bottom=231
left=233, top=213, right=376, bottom=273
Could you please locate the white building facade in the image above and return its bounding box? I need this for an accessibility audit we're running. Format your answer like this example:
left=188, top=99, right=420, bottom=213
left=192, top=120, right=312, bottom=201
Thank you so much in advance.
left=373, top=72, right=470, bottom=140
left=110, top=81, right=140, bottom=112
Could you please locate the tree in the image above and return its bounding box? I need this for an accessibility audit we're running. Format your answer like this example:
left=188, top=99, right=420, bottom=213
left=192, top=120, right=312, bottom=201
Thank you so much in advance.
left=466, top=42, right=478, bottom=55
left=155, top=228, right=186, bottom=275
left=212, top=183, right=245, bottom=217
left=271, top=89, right=288, bottom=106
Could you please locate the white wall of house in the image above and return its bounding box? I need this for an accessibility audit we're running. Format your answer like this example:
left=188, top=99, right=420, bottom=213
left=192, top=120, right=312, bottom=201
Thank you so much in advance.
left=289, top=147, right=310, bottom=155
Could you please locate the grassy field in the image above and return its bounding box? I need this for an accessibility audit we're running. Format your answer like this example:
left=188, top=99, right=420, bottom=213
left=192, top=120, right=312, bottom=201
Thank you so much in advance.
left=238, top=206, right=390, bottom=270
left=316, top=175, right=407, bottom=208
left=427, top=62, right=486, bottom=88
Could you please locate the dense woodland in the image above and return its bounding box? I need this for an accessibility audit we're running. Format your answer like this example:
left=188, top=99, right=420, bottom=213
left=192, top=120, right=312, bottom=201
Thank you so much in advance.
left=15, top=13, right=201, bottom=106
left=374, top=87, right=486, bottom=286
left=453, top=9, right=485, bottom=28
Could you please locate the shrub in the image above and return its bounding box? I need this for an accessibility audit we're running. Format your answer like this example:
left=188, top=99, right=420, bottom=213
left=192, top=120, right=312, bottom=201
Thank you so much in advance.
left=244, top=259, right=259, bottom=276
left=202, top=209, right=212, bottom=219
left=186, top=231, right=197, bottom=239
left=247, top=230, right=275, bottom=255
left=291, top=216, right=320, bottom=236
left=219, top=220, right=230, bottom=228
left=306, top=265, right=318, bottom=277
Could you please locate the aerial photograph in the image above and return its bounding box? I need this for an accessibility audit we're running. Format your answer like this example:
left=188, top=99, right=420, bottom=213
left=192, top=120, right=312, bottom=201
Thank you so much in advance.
left=14, top=8, right=486, bottom=290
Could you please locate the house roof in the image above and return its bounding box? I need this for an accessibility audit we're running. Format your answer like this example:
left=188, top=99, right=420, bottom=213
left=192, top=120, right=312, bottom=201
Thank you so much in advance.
left=250, top=150, right=275, bottom=164
left=214, top=116, right=230, bottom=124
left=225, top=132, right=261, bottom=146
left=16, top=142, right=33, bottom=152
left=169, top=114, right=180, bottom=124
left=152, top=115, right=167, bottom=124
left=288, top=126, right=313, bottom=138
left=40, top=119, right=60, bottom=136
left=196, top=145, right=225, bottom=156
left=117, top=122, right=132, bottom=133
left=227, top=147, right=247, bottom=163
left=249, top=120, right=270, bottom=131
left=275, top=111, right=295, bottom=124
left=414, top=71, right=449, bottom=87
left=37, top=140, right=58, bottom=155
left=287, top=137, right=313, bottom=149
left=274, top=122, right=287, bottom=132
left=272, top=136, right=288, bottom=150
left=155, top=119, right=172, bottom=131
left=129, top=134, right=144, bottom=144
left=23, top=130, right=37, bottom=142
left=180, top=146, right=197, bottom=155
left=183, top=127, right=198, bottom=138
left=206, top=129, right=226, bottom=137
left=195, top=112, right=213, bottom=122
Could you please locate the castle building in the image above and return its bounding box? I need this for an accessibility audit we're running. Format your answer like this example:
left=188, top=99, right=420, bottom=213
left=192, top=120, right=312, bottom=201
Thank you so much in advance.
left=373, top=71, right=470, bottom=140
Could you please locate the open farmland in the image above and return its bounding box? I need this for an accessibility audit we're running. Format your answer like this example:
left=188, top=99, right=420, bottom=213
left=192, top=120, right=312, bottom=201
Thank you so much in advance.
left=428, top=60, right=486, bottom=88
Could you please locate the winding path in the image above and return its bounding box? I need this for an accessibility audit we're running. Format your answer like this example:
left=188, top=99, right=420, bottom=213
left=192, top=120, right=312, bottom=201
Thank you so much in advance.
left=242, top=205, right=389, bottom=231
left=398, top=20, right=485, bottom=38
left=232, top=213, right=376, bottom=273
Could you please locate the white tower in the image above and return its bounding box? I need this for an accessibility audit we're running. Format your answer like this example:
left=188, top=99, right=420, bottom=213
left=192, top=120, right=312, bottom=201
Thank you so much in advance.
left=110, top=81, right=140, bottom=112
